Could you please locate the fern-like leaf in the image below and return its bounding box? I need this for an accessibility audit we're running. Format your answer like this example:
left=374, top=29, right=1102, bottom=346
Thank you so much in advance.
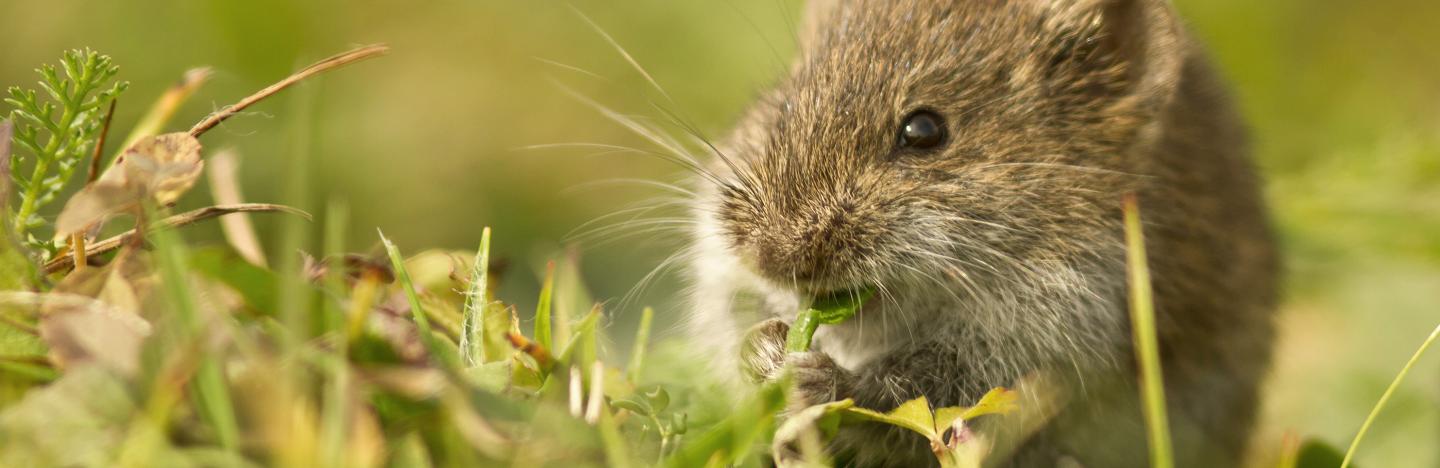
left=4, top=49, right=128, bottom=255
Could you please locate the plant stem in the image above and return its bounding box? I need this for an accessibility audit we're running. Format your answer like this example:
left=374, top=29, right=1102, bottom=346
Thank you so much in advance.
left=1122, top=194, right=1174, bottom=468
left=627, top=306, right=654, bottom=382
left=13, top=103, right=76, bottom=236
left=1340, top=323, right=1440, bottom=468
left=535, top=260, right=556, bottom=351
left=786, top=310, right=822, bottom=353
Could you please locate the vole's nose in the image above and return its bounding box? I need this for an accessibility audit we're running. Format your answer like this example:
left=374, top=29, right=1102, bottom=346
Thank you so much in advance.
left=753, top=238, right=824, bottom=284
left=749, top=207, right=852, bottom=286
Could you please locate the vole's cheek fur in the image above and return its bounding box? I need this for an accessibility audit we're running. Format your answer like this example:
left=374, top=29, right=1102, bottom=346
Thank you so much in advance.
left=685, top=0, right=1277, bottom=465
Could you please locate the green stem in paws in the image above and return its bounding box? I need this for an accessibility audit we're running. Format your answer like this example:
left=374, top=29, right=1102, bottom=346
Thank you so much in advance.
left=785, top=288, right=875, bottom=352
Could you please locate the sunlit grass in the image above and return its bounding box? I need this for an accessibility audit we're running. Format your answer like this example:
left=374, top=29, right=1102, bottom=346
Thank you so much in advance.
left=1122, top=194, right=1174, bottom=468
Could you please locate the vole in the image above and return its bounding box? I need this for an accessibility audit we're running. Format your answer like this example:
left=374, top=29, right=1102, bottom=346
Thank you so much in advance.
left=684, top=0, right=1278, bottom=466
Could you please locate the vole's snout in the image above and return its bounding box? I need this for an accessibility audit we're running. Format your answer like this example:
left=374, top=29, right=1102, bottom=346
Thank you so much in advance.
left=732, top=200, right=880, bottom=291
left=750, top=223, right=831, bottom=285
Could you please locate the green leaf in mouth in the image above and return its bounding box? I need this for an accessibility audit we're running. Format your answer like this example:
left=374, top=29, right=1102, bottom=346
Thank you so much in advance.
left=786, top=287, right=876, bottom=352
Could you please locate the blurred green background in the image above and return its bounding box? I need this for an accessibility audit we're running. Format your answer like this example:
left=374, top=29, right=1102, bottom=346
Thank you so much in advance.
left=1, top=0, right=1435, bottom=466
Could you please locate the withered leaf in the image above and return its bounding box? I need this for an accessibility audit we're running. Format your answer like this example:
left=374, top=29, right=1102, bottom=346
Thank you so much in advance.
left=41, top=250, right=154, bottom=376
left=53, top=183, right=142, bottom=238
left=37, top=294, right=151, bottom=377
left=52, top=248, right=153, bottom=315
left=121, top=132, right=204, bottom=205
left=55, top=133, right=204, bottom=236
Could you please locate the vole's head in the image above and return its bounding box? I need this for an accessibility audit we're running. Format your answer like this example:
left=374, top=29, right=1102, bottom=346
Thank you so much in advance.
left=704, top=0, right=1185, bottom=295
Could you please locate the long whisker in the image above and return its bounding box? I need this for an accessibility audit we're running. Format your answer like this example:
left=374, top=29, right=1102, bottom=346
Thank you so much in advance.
left=648, top=102, right=760, bottom=192
left=618, top=246, right=698, bottom=313
left=544, top=86, right=727, bottom=187
left=520, top=141, right=720, bottom=185
left=561, top=178, right=698, bottom=197
left=570, top=5, right=676, bottom=105
left=721, top=0, right=789, bottom=72
left=566, top=203, right=689, bottom=241
left=531, top=56, right=610, bottom=81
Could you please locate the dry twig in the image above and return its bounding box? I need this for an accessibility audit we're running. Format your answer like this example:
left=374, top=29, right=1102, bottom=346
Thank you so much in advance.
left=188, top=45, right=389, bottom=138
left=43, top=203, right=311, bottom=273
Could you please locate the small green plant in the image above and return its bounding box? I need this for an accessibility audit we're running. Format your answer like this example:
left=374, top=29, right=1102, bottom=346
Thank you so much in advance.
left=785, top=288, right=873, bottom=352
left=5, top=49, right=128, bottom=251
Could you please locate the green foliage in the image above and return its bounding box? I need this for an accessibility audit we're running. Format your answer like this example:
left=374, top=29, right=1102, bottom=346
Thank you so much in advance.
left=459, top=227, right=493, bottom=366
left=5, top=49, right=128, bottom=251
left=1294, top=440, right=1349, bottom=468
left=785, top=287, right=873, bottom=352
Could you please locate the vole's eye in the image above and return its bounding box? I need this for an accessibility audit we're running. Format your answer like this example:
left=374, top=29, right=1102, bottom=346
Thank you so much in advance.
left=898, top=110, right=946, bottom=150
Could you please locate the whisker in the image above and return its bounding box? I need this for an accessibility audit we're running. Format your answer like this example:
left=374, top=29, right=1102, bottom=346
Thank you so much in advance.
left=562, top=178, right=698, bottom=198
left=570, top=5, right=676, bottom=104
left=531, top=56, right=609, bottom=81
left=542, top=86, right=727, bottom=187
left=648, top=102, right=761, bottom=193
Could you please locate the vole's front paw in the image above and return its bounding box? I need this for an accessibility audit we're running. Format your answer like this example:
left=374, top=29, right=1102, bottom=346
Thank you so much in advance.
left=787, top=351, right=852, bottom=407
left=740, top=319, right=790, bottom=383
left=738, top=318, right=853, bottom=407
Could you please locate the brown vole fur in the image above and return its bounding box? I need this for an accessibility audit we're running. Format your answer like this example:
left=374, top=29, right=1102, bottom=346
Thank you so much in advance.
left=685, top=0, right=1277, bottom=466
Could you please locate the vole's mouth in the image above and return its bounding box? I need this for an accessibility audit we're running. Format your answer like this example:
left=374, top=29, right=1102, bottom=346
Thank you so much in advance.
left=804, top=285, right=877, bottom=308
left=795, top=283, right=856, bottom=296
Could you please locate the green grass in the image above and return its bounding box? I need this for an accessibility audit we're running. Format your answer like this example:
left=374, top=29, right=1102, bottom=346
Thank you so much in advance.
left=1122, top=194, right=1174, bottom=468
left=1340, top=324, right=1440, bottom=468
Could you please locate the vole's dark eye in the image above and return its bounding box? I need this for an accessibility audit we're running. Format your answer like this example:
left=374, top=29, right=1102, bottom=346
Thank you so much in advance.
left=898, top=110, right=946, bottom=150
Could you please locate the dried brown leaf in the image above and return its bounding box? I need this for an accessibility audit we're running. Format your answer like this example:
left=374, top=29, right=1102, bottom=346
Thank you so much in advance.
left=55, top=133, right=205, bottom=236
left=54, top=183, right=143, bottom=237
left=40, top=251, right=154, bottom=376
left=206, top=150, right=266, bottom=266
left=36, top=293, right=151, bottom=376
left=119, top=132, right=204, bottom=204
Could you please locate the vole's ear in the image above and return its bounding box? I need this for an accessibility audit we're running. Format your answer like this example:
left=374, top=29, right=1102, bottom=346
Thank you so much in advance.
left=1041, top=0, right=1186, bottom=113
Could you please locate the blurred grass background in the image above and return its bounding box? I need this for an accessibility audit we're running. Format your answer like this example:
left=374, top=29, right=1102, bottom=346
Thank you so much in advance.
left=1, top=0, right=1435, bottom=466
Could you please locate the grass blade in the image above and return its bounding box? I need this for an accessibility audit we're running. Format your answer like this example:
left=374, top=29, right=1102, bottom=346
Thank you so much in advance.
left=206, top=149, right=268, bottom=267
left=553, top=248, right=593, bottom=340
left=319, top=200, right=350, bottom=467
left=1340, top=323, right=1440, bottom=468
left=627, top=307, right=654, bottom=383
left=150, top=207, right=240, bottom=452
left=535, top=260, right=556, bottom=351
left=1122, top=193, right=1174, bottom=468
left=460, top=227, right=492, bottom=367
left=379, top=230, right=456, bottom=368
left=380, top=232, right=434, bottom=347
